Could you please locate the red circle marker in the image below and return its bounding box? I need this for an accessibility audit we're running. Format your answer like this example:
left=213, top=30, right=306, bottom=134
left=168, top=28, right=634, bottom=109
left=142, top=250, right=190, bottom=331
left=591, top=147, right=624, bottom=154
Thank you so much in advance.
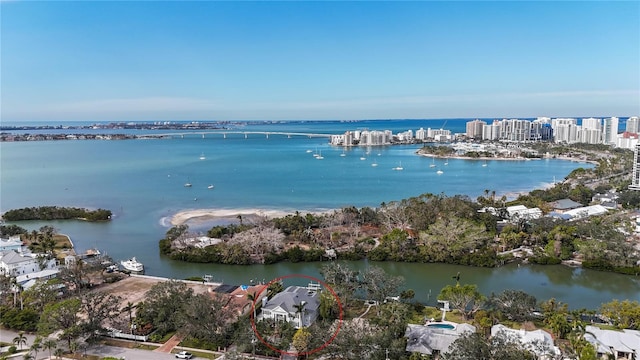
left=249, top=274, right=343, bottom=356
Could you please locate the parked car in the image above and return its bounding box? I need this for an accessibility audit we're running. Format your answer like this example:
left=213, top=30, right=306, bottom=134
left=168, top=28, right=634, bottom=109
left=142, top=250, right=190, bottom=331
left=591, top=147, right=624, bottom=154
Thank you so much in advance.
left=175, top=351, right=193, bottom=359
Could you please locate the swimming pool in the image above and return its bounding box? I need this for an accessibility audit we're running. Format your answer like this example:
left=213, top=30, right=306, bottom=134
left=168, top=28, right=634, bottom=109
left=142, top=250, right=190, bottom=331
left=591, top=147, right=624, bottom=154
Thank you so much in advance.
left=427, top=323, right=455, bottom=330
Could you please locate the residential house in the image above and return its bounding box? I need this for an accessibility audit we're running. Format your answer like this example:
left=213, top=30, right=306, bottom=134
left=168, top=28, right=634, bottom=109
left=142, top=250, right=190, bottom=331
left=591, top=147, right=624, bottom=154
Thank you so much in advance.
left=0, top=250, right=57, bottom=277
left=491, top=324, right=560, bottom=359
left=592, top=191, right=619, bottom=210
left=405, top=323, right=476, bottom=357
left=0, top=236, right=23, bottom=252
left=584, top=325, right=640, bottom=359
left=260, top=285, right=320, bottom=328
left=17, top=269, right=62, bottom=291
left=221, top=284, right=268, bottom=317
left=506, top=205, right=542, bottom=222
left=550, top=199, right=583, bottom=213
left=563, top=205, right=608, bottom=220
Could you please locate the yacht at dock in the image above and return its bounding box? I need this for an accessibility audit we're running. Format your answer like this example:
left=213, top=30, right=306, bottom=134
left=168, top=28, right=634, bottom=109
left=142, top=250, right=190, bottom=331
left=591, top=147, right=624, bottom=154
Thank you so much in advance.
left=120, top=257, right=144, bottom=272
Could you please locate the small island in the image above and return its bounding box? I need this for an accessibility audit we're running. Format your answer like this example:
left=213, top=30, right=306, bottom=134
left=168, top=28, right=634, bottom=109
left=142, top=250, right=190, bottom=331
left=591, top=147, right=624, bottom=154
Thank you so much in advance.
left=2, top=206, right=112, bottom=222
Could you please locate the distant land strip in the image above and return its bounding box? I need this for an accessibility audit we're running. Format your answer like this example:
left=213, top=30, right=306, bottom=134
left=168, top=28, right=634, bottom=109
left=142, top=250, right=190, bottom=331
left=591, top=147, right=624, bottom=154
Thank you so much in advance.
left=1, top=206, right=112, bottom=222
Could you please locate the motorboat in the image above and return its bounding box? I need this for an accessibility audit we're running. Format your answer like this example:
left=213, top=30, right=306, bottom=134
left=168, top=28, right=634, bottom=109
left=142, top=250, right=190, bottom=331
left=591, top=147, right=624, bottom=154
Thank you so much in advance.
left=184, top=182, right=192, bottom=187
left=207, top=184, right=214, bottom=189
left=199, top=153, right=206, bottom=160
left=437, top=170, right=444, bottom=175
left=121, top=257, right=144, bottom=272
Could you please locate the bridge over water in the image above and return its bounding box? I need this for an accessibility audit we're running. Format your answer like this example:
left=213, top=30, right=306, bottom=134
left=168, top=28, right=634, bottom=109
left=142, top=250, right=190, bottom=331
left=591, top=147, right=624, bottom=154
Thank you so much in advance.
left=137, top=131, right=334, bottom=139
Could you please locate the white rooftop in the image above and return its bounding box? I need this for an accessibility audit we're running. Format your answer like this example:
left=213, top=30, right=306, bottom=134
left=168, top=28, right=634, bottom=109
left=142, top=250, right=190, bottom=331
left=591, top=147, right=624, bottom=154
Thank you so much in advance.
left=585, top=326, right=640, bottom=355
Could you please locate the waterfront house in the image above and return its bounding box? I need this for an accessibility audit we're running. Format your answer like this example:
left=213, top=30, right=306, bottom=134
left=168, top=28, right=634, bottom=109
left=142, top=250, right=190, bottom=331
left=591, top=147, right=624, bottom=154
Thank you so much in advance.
left=491, top=324, right=560, bottom=359
left=0, top=250, right=57, bottom=277
left=219, top=284, right=268, bottom=317
left=0, top=236, right=23, bottom=252
left=584, top=325, right=640, bottom=359
left=405, top=323, right=476, bottom=357
left=260, top=285, right=320, bottom=328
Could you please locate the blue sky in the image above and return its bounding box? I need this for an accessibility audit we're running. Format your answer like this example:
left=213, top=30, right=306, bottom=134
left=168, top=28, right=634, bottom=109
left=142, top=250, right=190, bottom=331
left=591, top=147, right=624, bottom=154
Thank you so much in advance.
left=2, top=1, right=639, bottom=122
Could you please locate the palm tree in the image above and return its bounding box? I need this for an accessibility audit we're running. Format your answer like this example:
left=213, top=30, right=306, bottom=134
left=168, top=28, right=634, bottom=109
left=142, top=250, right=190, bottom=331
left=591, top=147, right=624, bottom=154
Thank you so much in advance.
left=43, top=339, right=57, bottom=359
left=293, top=301, right=307, bottom=328
left=247, top=292, right=257, bottom=320
left=13, top=331, right=27, bottom=350
left=267, top=281, right=283, bottom=299
left=53, top=348, right=64, bottom=359
left=22, top=353, right=33, bottom=360
left=452, top=272, right=461, bottom=286
left=29, top=340, right=41, bottom=359
left=122, top=301, right=136, bottom=332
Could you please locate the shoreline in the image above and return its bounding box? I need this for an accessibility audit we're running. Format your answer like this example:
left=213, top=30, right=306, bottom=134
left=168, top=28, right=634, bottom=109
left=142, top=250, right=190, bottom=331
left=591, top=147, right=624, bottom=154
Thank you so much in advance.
left=168, top=208, right=329, bottom=226
left=416, top=151, right=599, bottom=165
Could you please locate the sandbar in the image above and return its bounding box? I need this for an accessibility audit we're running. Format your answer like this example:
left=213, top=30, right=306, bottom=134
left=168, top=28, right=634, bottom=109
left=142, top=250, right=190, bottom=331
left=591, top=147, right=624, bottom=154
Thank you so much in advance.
left=170, top=208, right=297, bottom=226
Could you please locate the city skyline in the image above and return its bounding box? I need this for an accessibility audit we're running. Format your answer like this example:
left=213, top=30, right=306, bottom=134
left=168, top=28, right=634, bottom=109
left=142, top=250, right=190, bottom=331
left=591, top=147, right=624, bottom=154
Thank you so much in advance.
left=2, top=1, right=639, bottom=122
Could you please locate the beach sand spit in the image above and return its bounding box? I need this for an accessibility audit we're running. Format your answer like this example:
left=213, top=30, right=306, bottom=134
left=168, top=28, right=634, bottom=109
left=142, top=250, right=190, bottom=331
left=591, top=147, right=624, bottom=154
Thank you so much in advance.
left=170, top=208, right=296, bottom=226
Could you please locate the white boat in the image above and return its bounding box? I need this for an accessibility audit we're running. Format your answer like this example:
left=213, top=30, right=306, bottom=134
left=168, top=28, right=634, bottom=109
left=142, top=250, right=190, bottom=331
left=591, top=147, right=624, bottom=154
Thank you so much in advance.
left=207, top=184, right=214, bottom=189
left=306, top=149, right=313, bottom=153
left=184, top=182, right=192, bottom=187
left=199, top=153, right=206, bottom=160
left=121, top=257, right=144, bottom=272
left=437, top=170, right=444, bottom=175
left=482, top=160, right=488, bottom=167
left=429, top=158, right=436, bottom=168
left=393, top=162, right=404, bottom=171
left=371, top=161, right=378, bottom=167
left=316, top=151, right=324, bottom=160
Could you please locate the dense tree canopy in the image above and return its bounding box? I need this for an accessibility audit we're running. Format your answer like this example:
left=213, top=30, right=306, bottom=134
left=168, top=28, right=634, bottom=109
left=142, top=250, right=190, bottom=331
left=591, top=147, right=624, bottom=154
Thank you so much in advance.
left=3, top=206, right=112, bottom=221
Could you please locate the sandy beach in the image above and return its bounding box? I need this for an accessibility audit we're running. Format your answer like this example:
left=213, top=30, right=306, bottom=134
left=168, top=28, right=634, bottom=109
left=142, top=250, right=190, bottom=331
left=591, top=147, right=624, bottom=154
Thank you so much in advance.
left=169, top=208, right=297, bottom=226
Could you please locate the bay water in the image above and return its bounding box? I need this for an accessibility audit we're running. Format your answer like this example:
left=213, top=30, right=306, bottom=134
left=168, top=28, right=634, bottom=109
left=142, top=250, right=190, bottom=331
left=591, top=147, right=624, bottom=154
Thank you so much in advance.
left=1, top=119, right=638, bottom=309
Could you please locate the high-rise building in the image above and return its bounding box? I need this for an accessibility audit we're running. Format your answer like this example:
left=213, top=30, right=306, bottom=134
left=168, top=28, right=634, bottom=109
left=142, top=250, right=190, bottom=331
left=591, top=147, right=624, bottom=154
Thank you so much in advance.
left=466, top=119, right=486, bottom=139
left=626, top=116, right=640, bottom=134
left=581, top=117, right=602, bottom=130
left=415, top=128, right=427, bottom=141
left=603, top=117, right=619, bottom=145
left=482, top=121, right=500, bottom=140
left=630, top=143, right=640, bottom=190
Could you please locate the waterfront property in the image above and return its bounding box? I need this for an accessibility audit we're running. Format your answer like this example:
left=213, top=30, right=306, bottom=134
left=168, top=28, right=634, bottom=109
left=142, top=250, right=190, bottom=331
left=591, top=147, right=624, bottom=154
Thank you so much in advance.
left=260, top=285, right=320, bottom=328
left=0, top=249, right=57, bottom=277
left=584, top=326, right=640, bottom=359
left=210, top=283, right=267, bottom=317
left=0, top=236, right=23, bottom=252
left=404, top=322, right=476, bottom=357
left=491, top=324, right=560, bottom=359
